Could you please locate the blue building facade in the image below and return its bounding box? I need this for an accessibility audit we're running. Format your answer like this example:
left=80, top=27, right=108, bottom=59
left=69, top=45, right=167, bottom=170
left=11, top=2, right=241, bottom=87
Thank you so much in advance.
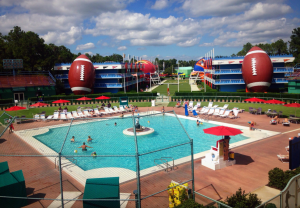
left=54, top=62, right=145, bottom=94
left=205, top=55, right=295, bottom=92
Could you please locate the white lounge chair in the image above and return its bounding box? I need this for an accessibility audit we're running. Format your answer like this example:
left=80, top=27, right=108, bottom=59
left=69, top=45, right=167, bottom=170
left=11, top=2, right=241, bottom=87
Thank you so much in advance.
left=188, top=101, right=193, bottom=109
left=206, top=108, right=215, bottom=116
left=104, top=107, right=111, bottom=114
left=34, top=114, right=40, bottom=121
left=196, top=102, right=201, bottom=108
left=220, top=110, right=232, bottom=118
left=207, top=102, right=213, bottom=108
left=83, top=110, right=92, bottom=117
left=66, top=112, right=74, bottom=119
left=78, top=111, right=86, bottom=118
left=212, top=105, right=219, bottom=108
left=220, top=104, right=229, bottom=110
left=53, top=112, right=59, bottom=120
left=215, top=108, right=225, bottom=117
left=199, top=107, right=209, bottom=115
left=72, top=111, right=80, bottom=119
left=229, top=109, right=239, bottom=119
left=119, top=106, right=127, bottom=112
left=212, top=108, right=220, bottom=116
left=277, top=154, right=289, bottom=163
left=40, top=114, right=45, bottom=121
left=46, top=115, right=53, bottom=121
left=113, top=106, right=121, bottom=113
left=60, top=112, right=67, bottom=121
left=94, top=108, right=101, bottom=116
left=108, top=108, right=117, bottom=114
left=282, top=121, right=290, bottom=126
left=189, top=106, right=197, bottom=112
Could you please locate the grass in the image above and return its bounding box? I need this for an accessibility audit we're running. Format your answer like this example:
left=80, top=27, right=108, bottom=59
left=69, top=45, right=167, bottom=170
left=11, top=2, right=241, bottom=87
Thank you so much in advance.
left=197, top=82, right=218, bottom=92
left=0, top=102, right=151, bottom=118
left=154, top=79, right=191, bottom=96
left=167, top=101, right=299, bottom=118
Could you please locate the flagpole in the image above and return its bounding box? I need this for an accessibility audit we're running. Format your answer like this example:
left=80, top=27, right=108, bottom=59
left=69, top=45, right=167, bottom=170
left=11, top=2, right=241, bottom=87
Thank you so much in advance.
left=137, top=74, right=139, bottom=93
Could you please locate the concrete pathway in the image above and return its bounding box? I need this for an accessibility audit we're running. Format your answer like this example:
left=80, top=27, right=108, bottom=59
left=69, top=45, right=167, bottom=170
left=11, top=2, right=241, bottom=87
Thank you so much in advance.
left=147, top=80, right=167, bottom=92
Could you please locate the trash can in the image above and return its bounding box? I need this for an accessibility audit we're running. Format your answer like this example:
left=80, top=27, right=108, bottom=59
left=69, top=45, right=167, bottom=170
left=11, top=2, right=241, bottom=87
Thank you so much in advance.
left=151, top=100, right=155, bottom=107
left=229, top=151, right=234, bottom=160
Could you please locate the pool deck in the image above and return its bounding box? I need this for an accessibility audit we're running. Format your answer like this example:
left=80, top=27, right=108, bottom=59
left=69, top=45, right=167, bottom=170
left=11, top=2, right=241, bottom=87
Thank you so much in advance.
left=0, top=106, right=297, bottom=207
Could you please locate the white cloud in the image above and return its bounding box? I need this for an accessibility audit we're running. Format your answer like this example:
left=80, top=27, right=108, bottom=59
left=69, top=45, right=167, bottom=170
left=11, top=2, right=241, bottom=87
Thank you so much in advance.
left=151, top=0, right=169, bottom=10
left=84, top=51, right=93, bottom=55
left=177, top=38, right=200, bottom=47
left=42, top=26, right=83, bottom=45
left=117, top=46, right=127, bottom=51
left=76, top=42, right=95, bottom=50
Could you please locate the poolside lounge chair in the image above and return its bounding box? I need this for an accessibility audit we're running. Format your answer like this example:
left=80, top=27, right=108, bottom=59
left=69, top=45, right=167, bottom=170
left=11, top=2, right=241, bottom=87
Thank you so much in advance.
left=212, top=108, right=220, bottom=116
left=229, top=109, right=239, bottom=119
left=72, top=111, right=80, bottom=119
left=94, top=108, right=101, bottom=116
left=270, top=119, right=277, bottom=125
left=188, top=101, right=193, bottom=109
left=215, top=109, right=225, bottom=117
left=207, top=102, right=213, bottom=108
left=119, top=106, right=127, bottom=112
left=204, top=108, right=215, bottom=119
left=60, top=112, right=67, bottom=121
left=175, top=101, right=182, bottom=108
left=196, top=102, right=201, bottom=108
left=220, top=110, right=231, bottom=118
left=108, top=108, right=117, bottom=114
left=220, top=104, right=229, bottom=110
left=40, top=114, right=46, bottom=122
left=104, top=107, right=111, bottom=114
left=199, top=107, right=209, bottom=115
left=277, top=154, right=289, bottom=163
left=212, top=105, right=219, bottom=108
left=78, top=111, right=86, bottom=118
left=189, top=106, right=197, bottom=112
left=285, top=146, right=289, bottom=152
left=113, top=106, right=121, bottom=113
left=282, top=121, right=290, bottom=126
left=46, top=115, right=53, bottom=121
left=66, top=112, right=74, bottom=119
left=34, top=114, right=40, bottom=121
left=53, top=112, right=59, bottom=120
left=83, top=110, right=92, bottom=117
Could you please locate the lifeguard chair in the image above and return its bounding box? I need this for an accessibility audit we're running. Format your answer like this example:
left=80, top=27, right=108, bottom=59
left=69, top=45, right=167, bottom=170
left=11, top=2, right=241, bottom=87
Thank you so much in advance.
left=119, top=96, right=128, bottom=107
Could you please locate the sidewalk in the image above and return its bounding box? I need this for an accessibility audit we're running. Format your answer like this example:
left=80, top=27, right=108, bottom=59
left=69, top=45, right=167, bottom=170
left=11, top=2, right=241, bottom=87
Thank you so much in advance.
left=146, top=80, right=167, bottom=92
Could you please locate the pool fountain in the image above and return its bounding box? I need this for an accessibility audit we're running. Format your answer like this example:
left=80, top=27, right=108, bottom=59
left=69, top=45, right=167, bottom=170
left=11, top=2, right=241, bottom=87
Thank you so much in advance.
left=123, top=115, right=154, bottom=136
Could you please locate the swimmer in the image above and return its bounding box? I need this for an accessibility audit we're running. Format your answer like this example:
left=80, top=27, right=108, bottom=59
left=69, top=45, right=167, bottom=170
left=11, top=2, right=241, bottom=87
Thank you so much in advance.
left=78, top=142, right=92, bottom=151
left=87, top=136, right=93, bottom=143
left=162, top=106, right=165, bottom=115
left=120, top=112, right=124, bottom=118
left=70, top=136, right=75, bottom=142
left=91, top=151, right=97, bottom=157
left=115, top=122, right=117, bottom=126
left=196, top=120, right=200, bottom=126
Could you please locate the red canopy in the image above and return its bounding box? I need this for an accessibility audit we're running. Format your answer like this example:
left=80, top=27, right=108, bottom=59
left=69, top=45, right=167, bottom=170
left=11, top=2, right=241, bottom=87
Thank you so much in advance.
left=283, top=103, right=300, bottom=116
left=203, top=126, right=243, bottom=136
left=264, top=99, right=285, bottom=104
left=52, top=99, right=70, bottom=104
left=76, top=97, right=92, bottom=101
left=244, top=97, right=265, bottom=102
left=95, top=96, right=111, bottom=100
left=5, top=106, right=26, bottom=111
left=30, top=102, right=49, bottom=107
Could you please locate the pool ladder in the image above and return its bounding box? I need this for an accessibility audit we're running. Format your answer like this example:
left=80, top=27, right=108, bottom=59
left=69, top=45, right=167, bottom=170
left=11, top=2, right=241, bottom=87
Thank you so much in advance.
left=55, top=156, right=78, bottom=169
left=154, top=157, right=178, bottom=172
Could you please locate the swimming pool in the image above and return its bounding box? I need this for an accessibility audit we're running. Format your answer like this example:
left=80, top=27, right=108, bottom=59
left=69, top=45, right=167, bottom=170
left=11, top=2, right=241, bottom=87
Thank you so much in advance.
left=33, top=115, right=249, bottom=171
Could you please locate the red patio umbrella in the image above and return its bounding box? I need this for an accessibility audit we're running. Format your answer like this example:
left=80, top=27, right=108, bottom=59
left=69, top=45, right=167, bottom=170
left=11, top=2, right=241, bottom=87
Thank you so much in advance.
left=244, top=97, right=265, bottom=103
left=283, top=103, right=300, bottom=116
left=264, top=99, right=285, bottom=111
left=95, top=96, right=111, bottom=100
left=5, top=106, right=26, bottom=111
left=203, top=126, right=243, bottom=136
left=52, top=99, right=70, bottom=104
left=76, top=97, right=92, bottom=101
left=30, top=102, right=49, bottom=107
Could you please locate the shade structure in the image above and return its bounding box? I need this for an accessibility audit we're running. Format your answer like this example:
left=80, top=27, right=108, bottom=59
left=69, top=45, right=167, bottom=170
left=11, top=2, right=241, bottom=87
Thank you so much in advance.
left=76, top=97, right=92, bottom=101
left=283, top=103, right=300, bottom=116
left=244, top=97, right=265, bottom=103
left=30, top=102, right=49, bottom=107
left=203, top=126, right=243, bottom=136
left=95, top=96, right=111, bottom=100
left=5, top=106, right=26, bottom=111
left=264, top=99, right=285, bottom=111
left=52, top=99, right=70, bottom=104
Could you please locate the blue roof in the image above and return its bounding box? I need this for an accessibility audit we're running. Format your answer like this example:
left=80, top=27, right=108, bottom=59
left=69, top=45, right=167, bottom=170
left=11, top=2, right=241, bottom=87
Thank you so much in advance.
left=55, top=62, right=124, bottom=66
left=214, top=54, right=293, bottom=60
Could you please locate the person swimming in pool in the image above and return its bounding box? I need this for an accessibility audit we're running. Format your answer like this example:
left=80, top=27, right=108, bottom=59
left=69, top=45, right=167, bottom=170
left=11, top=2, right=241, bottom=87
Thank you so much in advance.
left=196, top=120, right=200, bottom=126
left=78, top=142, right=92, bottom=151
left=70, top=136, right=75, bottom=142
left=87, top=136, right=93, bottom=143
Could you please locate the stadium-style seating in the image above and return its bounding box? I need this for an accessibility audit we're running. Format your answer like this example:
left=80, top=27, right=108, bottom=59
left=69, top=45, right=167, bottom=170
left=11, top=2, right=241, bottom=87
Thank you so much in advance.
left=0, top=75, right=55, bottom=88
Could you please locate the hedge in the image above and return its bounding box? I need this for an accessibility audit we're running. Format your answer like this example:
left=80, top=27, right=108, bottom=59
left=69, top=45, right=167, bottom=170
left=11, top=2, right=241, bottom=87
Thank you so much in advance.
left=268, top=167, right=300, bottom=190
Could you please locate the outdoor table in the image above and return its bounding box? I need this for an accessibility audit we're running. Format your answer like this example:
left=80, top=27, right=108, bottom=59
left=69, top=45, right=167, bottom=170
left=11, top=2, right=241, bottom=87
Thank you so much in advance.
left=268, top=112, right=278, bottom=118
left=250, top=109, right=256, bottom=114
left=289, top=117, right=300, bottom=124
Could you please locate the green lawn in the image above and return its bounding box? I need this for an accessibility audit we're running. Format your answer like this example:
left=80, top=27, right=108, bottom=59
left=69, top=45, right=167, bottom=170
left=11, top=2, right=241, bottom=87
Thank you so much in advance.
left=167, top=101, right=298, bottom=118
left=154, top=79, right=191, bottom=96
left=0, top=102, right=151, bottom=118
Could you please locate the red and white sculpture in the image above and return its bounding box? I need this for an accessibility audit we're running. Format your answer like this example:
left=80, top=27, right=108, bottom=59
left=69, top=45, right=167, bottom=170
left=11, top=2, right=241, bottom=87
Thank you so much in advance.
left=242, top=46, right=273, bottom=92
left=68, top=54, right=95, bottom=95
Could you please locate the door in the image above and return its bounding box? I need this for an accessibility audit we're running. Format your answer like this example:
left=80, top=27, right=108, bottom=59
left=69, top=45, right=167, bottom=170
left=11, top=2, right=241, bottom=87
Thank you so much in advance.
left=14, top=93, right=24, bottom=101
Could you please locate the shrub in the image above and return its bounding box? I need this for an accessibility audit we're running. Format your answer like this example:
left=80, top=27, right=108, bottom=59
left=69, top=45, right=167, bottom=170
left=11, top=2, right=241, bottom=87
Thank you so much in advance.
left=268, top=168, right=285, bottom=190
left=224, top=188, right=262, bottom=208
left=174, top=199, right=216, bottom=208
left=265, top=203, right=277, bottom=208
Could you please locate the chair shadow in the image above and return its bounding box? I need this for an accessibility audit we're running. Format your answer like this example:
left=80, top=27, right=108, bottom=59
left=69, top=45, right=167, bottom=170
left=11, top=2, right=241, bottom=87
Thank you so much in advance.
left=0, top=139, right=7, bottom=144
left=234, top=153, right=254, bottom=165
left=27, top=193, right=46, bottom=206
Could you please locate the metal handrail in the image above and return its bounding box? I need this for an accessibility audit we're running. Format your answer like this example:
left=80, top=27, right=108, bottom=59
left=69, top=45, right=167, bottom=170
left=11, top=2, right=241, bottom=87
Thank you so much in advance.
left=154, top=158, right=171, bottom=172
left=54, top=156, right=77, bottom=169
left=161, top=157, right=178, bottom=170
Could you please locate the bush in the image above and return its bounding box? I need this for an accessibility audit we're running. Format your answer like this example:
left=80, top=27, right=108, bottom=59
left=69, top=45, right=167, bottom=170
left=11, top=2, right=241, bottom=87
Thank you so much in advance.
left=268, top=167, right=300, bottom=190
left=265, top=203, right=277, bottom=208
left=224, top=188, right=262, bottom=208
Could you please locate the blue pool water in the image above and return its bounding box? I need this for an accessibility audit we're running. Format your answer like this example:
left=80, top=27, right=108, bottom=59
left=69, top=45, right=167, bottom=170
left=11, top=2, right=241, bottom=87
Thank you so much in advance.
left=34, top=115, right=249, bottom=171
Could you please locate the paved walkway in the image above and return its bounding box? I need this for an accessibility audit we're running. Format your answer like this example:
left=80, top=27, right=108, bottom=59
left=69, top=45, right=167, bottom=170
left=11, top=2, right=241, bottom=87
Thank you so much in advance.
left=0, top=106, right=297, bottom=207
left=146, top=80, right=167, bottom=92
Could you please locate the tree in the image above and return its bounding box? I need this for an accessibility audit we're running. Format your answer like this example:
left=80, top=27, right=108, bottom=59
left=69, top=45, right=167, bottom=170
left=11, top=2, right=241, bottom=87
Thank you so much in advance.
left=289, top=27, right=300, bottom=63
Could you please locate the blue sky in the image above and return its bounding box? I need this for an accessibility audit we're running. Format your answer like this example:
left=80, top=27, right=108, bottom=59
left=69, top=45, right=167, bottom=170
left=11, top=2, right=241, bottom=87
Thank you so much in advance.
left=0, top=0, right=299, bottom=61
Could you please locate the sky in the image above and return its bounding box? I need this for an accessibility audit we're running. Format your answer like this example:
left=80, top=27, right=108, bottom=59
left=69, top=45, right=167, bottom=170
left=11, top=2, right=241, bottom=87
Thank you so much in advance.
left=0, top=0, right=300, bottom=61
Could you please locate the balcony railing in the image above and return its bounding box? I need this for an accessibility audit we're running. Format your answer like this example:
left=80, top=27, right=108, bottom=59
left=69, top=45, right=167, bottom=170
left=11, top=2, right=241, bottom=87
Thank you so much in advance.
left=205, top=78, right=288, bottom=85
left=206, top=67, right=294, bottom=75
left=56, top=72, right=144, bottom=79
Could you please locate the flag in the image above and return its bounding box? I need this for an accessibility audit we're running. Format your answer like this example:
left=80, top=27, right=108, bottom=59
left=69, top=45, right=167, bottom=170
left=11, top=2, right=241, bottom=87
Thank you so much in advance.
left=128, top=54, right=131, bottom=63
left=123, top=53, right=125, bottom=59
